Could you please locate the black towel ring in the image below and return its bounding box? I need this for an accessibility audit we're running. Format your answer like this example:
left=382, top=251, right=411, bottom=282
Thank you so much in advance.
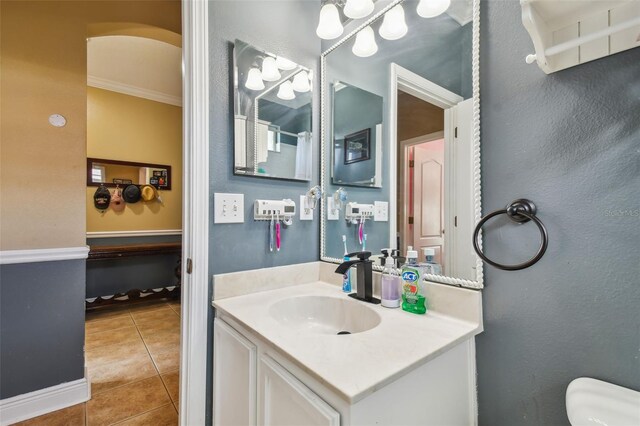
left=473, top=199, right=548, bottom=271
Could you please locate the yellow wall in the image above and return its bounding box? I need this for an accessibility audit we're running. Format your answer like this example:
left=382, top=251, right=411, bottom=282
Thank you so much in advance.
left=0, top=1, right=181, bottom=250
left=86, top=87, right=182, bottom=232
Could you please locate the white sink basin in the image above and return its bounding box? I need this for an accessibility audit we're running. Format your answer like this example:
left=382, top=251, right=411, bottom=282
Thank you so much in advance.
left=269, top=295, right=381, bottom=335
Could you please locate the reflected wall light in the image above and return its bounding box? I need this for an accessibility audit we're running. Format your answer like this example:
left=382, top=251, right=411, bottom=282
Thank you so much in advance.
left=352, top=26, right=378, bottom=57
left=277, top=80, right=296, bottom=100
left=261, top=56, right=281, bottom=81
left=245, top=67, right=265, bottom=90
left=379, top=4, right=408, bottom=40
left=343, top=0, right=374, bottom=19
left=292, top=70, right=311, bottom=92
left=417, top=0, right=451, bottom=18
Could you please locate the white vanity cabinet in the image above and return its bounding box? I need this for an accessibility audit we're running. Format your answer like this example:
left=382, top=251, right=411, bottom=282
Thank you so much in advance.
left=258, top=355, right=340, bottom=426
left=213, top=315, right=477, bottom=426
left=213, top=320, right=257, bottom=426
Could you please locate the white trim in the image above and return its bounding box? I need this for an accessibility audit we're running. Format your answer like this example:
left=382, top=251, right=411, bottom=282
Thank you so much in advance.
left=180, top=0, right=209, bottom=425
left=87, top=75, right=182, bottom=107
left=86, top=229, right=182, bottom=238
left=0, top=246, right=89, bottom=265
left=0, top=375, right=90, bottom=425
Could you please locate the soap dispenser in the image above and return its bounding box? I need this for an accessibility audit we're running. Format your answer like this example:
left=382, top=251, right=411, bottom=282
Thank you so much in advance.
left=381, top=251, right=401, bottom=308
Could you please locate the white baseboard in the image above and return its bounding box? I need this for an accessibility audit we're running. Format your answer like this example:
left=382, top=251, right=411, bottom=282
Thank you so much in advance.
left=0, top=374, right=90, bottom=425
left=0, top=246, right=89, bottom=265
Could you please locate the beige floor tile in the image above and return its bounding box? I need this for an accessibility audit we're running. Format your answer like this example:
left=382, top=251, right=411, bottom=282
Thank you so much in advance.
left=161, top=371, right=180, bottom=409
left=85, top=338, right=149, bottom=369
left=145, top=338, right=180, bottom=357
left=15, top=402, right=85, bottom=425
left=86, top=376, right=170, bottom=426
left=86, top=307, right=131, bottom=324
left=131, top=307, right=178, bottom=328
left=150, top=348, right=180, bottom=374
left=85, top=315, right=135, bottom=335
left=85, top=326, right=141, bottom=350
left=127, top=301, right=171, bottom=315
left=137, top=316, right=180, bottom=337
left=142, top=328, right=180, bottom=345
left=115, top=404, right=178, bottom=426
left=89, top=353, right=158, bottom=395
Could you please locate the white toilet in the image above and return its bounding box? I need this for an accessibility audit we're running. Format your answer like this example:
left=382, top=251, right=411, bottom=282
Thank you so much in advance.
left=566, top=377, right=640, bottom=426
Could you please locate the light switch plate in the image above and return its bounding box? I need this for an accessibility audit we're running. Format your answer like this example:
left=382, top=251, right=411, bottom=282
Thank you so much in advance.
left=299, top=195, right=313, bottom=221
left=374, top=201, right=389, bottom=222
left=327, top=198, right=339, bottom=220
left=214, top=193, right=244, bottom=224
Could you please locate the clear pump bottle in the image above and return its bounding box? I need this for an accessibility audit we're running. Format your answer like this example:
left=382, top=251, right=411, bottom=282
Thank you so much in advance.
left=381, top=255, right=401, bottom=308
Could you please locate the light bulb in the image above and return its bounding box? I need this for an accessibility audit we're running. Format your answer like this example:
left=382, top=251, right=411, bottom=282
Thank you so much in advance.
left=245, top=67, right=265, bottom=91
left=417, top=0, right=451, bottom=18
left=261, top=56, right=281, bottom=82
left=343, top=0, right=374, bottom=19
left=352, top=26, right=378, bottom=57
left=275, top=56, right=297, bottom=70
left=316, top=3, right=344, bottom=40
left=292, top=71, right=311, bottom=93
left=379, top=4, right=408, bottom=40
left=277, top=81, right=296, bottom=100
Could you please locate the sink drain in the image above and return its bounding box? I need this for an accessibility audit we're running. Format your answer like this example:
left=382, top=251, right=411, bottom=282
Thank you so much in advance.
left=337, top=331, right=351, bottom=335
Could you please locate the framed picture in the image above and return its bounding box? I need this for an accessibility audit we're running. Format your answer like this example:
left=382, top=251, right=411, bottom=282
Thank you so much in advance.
left=344, top=128, right=371, bottom=164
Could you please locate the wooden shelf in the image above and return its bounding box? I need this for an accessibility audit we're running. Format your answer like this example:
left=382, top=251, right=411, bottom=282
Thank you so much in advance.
left=521, top=0, right=640, bottom=74
left=88, top=242, right=182, bottom=260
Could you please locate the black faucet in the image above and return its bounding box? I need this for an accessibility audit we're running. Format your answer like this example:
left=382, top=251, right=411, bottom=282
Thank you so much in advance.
left=335, top=251, right=380, bottom=304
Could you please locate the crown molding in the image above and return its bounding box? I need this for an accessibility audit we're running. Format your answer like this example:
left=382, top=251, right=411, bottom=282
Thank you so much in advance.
left=87, top=75, right=182, bottom=107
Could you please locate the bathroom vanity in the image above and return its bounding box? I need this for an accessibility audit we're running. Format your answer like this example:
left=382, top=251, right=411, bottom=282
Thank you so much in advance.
left=212, top=264, right=483, bottom=425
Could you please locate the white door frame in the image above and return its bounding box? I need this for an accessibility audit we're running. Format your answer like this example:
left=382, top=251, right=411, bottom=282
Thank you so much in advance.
left=388, top=63, right=463, bottom=260
left=180, top=0, right=209, bottom=424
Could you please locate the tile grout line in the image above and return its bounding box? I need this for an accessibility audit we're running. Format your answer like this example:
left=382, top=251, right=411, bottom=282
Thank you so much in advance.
left=109, top=403, right=176, bottom=426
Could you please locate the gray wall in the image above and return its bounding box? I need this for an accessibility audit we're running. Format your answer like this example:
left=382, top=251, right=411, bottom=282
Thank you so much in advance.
left=0, top=260, right=85, bottom=399
left=476, top=2, right=640, bottom=425
left=209, top=1, right=322, bottom=423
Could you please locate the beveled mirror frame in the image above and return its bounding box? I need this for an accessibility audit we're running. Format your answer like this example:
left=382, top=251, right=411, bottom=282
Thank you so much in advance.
left=319, top=0, right=483, bottom=289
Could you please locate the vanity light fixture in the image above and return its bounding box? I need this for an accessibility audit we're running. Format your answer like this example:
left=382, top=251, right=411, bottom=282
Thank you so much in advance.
left=275, top=56, right=297, bottom=70
left=277, top=80, right=296, bottom=100
left=316, top=3, right=344, bottom=40
left=352, top=26, right=378, bottom=57
left=379, top=4, right=408, bottom=41
left=261, top=56, right=281, bottom=81
left=245, top=67, right=265, bottom=91
left=292, top=71, right=311, bottom=93
left=416, top=0, right=451, bottom=18
left=343, top=0, right=374, bottom=19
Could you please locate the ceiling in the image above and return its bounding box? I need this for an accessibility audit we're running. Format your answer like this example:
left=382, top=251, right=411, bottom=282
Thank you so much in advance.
left=87, top=35, right=182, bottom=106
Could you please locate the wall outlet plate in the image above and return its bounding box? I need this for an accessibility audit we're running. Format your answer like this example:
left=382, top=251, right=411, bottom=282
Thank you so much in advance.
left=374, top=201, right=389, bottom=222
left=299, top=195, right=313, bottom=221
left=214, top=193, right=244, bottom=224
left=327, top=198, right=339, bottom=220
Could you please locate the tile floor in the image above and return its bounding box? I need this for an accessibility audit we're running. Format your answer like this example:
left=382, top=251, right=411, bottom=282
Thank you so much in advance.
left=17, top=299, right=181, bottom=426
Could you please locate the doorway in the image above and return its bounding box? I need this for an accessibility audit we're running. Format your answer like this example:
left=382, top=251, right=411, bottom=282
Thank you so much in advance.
left=83, top=32, right=184, bottom=424
left=389, top=64, right=466, bottom=277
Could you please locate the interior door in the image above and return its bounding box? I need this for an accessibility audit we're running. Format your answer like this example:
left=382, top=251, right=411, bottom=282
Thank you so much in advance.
left=412, top=140, right=445, bottom=266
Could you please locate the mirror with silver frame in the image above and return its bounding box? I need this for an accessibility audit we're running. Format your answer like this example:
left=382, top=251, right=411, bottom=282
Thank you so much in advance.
left=233, top=39, right=313, bottom=181
left=320, top=0, right=482, bottom=288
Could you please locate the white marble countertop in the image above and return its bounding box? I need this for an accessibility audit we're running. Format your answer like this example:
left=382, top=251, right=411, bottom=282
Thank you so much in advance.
left=213, top=281, right=482, bottom=404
